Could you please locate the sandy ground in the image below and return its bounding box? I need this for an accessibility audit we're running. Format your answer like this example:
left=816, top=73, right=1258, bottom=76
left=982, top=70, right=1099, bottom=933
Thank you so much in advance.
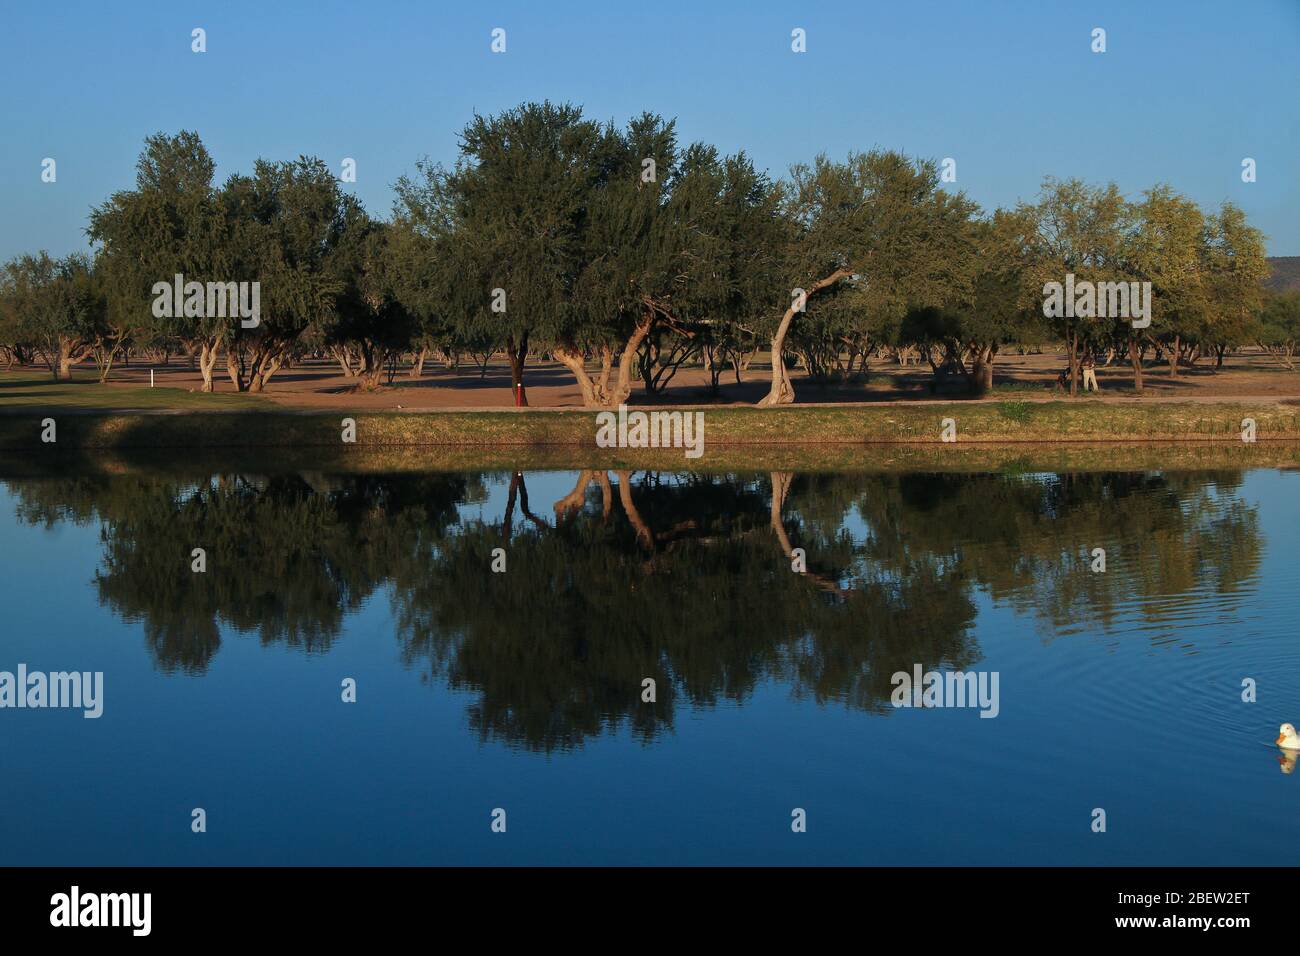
left=69, top=349, right=1300, bottom=409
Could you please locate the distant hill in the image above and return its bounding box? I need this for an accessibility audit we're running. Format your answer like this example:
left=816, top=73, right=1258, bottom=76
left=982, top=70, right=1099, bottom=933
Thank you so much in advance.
left=1265, top=257, right=1300, bottom=292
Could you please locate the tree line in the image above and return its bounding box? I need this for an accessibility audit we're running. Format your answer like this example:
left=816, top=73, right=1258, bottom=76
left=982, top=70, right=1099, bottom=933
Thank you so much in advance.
left=2, top=101, right=1297, bottom=403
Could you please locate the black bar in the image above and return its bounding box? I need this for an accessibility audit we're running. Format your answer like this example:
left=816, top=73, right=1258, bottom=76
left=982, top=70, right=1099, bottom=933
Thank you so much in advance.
left=0, top=867, right=1277, bottom=941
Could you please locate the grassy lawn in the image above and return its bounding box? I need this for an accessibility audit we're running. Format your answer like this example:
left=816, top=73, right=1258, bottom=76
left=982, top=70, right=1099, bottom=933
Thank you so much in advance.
left=1, top=400, right=1298, bottom=451
left=0, top=371, right=267, bottom=410
left=4, top=433, right=1299, bottom=479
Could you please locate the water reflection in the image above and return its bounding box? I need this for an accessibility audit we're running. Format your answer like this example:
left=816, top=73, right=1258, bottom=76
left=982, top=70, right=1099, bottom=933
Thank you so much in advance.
left=5, top=469, right=1262, bottom=752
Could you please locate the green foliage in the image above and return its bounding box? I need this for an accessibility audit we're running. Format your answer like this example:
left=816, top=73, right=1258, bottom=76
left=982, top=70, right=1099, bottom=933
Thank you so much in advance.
left=0, top=251, right=106, bottom=378
left=0, top=113, right=1279, bottom=402
left=1258, top=289, right=1300, bottom=367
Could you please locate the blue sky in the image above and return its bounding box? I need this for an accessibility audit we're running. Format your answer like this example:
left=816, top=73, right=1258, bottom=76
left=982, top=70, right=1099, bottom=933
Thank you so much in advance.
left=1, top=0, right=1296, bottom=261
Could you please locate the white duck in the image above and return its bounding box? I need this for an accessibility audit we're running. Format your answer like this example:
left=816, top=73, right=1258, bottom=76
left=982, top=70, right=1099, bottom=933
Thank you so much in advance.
left=1277, top=723, right=1300, bottom=750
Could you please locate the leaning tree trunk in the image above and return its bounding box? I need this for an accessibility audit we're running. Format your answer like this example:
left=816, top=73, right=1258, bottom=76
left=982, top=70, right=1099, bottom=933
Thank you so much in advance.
left=757, top=269, right=851, bottom=407
left=615, top=470, right=654, bottom=552
left=770, top=471, right=795, bottom=556
left=761, top=315, right=798, bottom=405
left=248, top=351, right=283, bottom=393
left=552, top=313, right=654, bottom=408
left=551, top=346, right=601, bottom=407
left=226, top=348, right=244, bottom=391
left=553, top=469, right=613, bottom=523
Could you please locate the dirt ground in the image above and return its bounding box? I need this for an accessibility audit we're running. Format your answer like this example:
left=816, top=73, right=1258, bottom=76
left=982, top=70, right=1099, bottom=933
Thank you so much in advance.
left=58, top=348, right=1300, bottom=409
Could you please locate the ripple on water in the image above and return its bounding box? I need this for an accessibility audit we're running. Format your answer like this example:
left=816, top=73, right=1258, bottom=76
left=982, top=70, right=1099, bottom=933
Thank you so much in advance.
left=1005, top=566, right=1298, bottom=771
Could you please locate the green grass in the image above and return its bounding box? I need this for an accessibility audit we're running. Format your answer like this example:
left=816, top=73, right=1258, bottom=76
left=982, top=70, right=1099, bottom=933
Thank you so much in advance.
left=996, top=400, right=1034, bottom=424
left=6, top=439, right=1300, bottom=481
left=991, top=381, right=1048, bottom=394
left=2, top=401, right=1299, bottom=452
left=0, top=371, right=267, bottom=410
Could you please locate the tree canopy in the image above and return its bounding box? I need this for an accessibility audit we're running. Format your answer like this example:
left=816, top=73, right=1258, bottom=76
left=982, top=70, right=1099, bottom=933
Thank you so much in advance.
left=0, top=104, right=1277, bottom=403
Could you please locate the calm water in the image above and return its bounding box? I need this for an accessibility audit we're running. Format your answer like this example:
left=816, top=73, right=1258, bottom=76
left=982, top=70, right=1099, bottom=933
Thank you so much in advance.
left=1, top=465, right=1298, bottom=865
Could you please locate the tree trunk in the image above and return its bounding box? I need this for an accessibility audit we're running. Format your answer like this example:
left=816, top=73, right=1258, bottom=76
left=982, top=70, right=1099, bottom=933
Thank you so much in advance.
left=55, top=338, right=81, bottom=380
left=968, top=344, right=995, bottom=394
left=226, top=347, right=244, bottom=390
left=97, top=344, right=120, bottom=383
left=552, top=313, right=654, bottom=408
left=357, top=346, right=385, bottom=390
left=247, top=350, right=283, bottom=393
left=552, top=346, right=601, bottom=407
left=770, top=472, right=795, bottom=556
left=505, top=332, right=529, bottom=407
left=333, top=346, right=356, bottom=378
left=615, top=470, right=653, bottom=552
left=1129, top=336, right=1143, bottom=395
left=596, top=347, right=614, bottom=398
left=198, top=341, right=219, bottom=393
left=1168, top=335, right=1180, bottom=378
left=409, top=348, right=428, bottom=378
left=554, top=470, right=613, bottom=522
left=758, top=269, right=851, bottom=406
left=1068, top=330, right=1079, bottom=397
left=610, top=311, right=655, bottom=405
left=54, top=338, right=95, bottom=381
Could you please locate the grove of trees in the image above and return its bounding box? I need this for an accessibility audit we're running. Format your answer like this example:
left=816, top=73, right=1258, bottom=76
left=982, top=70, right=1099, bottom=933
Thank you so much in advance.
left=0, top=102, right=1290, bottom=404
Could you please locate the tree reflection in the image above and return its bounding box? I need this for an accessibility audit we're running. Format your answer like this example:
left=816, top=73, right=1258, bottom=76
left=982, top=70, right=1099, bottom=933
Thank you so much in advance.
left=4, top=465, right=1261, bottom=750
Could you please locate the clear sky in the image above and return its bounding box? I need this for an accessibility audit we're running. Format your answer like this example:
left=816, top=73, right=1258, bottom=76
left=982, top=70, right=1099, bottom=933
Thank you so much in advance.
left=1, top=0, right=1296, bottom=262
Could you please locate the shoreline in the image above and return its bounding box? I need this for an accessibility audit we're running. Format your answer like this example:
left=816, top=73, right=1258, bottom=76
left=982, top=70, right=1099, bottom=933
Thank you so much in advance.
left=3, top=401, right=1299, bottom=447
left=3, top=403, right=1300, bottom=475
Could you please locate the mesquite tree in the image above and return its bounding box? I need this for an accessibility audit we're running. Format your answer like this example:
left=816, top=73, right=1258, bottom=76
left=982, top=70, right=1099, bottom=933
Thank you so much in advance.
left=0, top=252, right=105, bottom=380
left=402, top=102, right=608, bottom=406
left=1018, top=178, right=1131, bottom=395
left=219, top=158, right=350, bottom=392
left=758, top=151, right=976, bottom=406
left=88, top=131, right=226, bottom=389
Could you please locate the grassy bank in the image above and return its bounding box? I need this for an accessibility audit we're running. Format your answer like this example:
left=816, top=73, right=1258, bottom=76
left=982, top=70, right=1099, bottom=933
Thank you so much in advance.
left=2, top=402, right=1299, bottom=475
left=4, top=440, right=1299, bottom=481
left=2, top=401, right=1299, bottom=446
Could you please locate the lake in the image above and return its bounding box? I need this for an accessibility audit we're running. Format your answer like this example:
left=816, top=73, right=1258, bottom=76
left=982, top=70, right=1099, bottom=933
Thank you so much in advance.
left=1, top=463, right=1298, bottom=865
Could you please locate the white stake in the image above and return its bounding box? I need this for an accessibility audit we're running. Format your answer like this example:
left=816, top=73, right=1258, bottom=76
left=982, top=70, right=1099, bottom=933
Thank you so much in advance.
left=150, top=368, right=155, bottom=388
